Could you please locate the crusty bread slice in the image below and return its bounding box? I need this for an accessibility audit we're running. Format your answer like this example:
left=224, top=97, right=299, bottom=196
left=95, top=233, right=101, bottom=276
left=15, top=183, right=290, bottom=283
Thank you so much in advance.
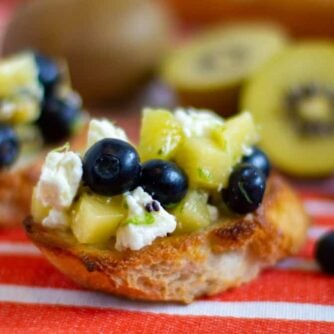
left=23, top=174, right=310, bottom=303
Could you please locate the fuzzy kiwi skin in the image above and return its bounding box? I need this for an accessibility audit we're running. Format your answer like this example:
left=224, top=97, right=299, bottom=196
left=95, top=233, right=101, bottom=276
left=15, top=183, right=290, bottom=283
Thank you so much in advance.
left=3, top=0, right=173, bottom=104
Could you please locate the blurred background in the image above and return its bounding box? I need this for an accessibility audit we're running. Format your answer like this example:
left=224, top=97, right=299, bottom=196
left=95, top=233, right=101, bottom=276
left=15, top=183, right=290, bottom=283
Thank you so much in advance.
left=0, top=0, right=334, bottom=192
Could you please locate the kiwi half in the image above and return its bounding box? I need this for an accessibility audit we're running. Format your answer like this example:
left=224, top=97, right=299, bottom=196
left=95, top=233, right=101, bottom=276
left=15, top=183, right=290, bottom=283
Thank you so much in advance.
left=161, top=23, right=288, bottom=115
left=241, top=42, right=334, bottom=177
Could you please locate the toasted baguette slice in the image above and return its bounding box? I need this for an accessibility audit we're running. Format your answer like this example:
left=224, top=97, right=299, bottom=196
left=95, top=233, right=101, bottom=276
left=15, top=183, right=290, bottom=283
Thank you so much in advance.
left=24, top=174, right=310, bottom=303
left=0, top=126, right=87, bottom=228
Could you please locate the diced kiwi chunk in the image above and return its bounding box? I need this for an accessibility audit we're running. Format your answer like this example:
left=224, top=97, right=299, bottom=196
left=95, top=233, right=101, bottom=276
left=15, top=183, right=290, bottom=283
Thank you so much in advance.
left=174, top=137, right=231, bottom=190
left=31, top=187, right=50, bottom=223
left=211, top=112, right=259, bottom=166
left=171, top=190, right=211, bottom=234
left=138, top=108, right=183, bottom=161
left=0, top=53, right=42, bottom=123
left=71, top=193, right=126, bottom=245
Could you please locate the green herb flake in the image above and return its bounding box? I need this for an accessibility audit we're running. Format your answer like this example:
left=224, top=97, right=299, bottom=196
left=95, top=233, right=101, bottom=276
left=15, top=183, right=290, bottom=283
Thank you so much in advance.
left=125, top=212, right=155, bottom=226
left=197, top=168, right=213, bottom=182
left=238, top=181, right=253, bottom=204
left=52, top=142, right=70, bottom=153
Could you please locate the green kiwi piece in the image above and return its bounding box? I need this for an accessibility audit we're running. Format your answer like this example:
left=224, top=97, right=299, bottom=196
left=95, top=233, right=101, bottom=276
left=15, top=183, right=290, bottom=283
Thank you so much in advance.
left=241, top=41, right=334, bottom=177
left=161, top=23, right=288, bottom=115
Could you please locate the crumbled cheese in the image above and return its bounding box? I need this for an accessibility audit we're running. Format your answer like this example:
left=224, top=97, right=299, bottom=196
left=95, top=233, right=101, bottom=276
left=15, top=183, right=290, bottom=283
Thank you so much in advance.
left=208, top=204, right=219, bottom=222
left=174, top=107, right=224, bottom=138
left=87, top=119, right=128, bottom=149
left=36, top=151, right=83, bottom=210
left=42, top=208, right=69, bottom=230
left=115, top=187, right=176, bottom=251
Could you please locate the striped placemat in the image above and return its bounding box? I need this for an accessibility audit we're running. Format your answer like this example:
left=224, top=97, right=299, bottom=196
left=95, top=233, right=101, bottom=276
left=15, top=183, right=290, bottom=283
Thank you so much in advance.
left=0, top=191, right=333, bottom=333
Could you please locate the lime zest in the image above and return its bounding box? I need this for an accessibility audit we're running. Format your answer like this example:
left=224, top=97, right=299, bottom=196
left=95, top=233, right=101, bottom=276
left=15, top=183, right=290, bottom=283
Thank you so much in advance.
left=52, top=142, right=70, bottom=153
left=125, top=212, right=155, bottom=226
left=197, top=168, right=213, bottom=182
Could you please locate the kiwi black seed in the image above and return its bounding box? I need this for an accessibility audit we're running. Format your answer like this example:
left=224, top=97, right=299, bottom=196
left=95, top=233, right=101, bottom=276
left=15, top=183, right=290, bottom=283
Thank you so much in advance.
left=285, top=83, right=334, bottom=137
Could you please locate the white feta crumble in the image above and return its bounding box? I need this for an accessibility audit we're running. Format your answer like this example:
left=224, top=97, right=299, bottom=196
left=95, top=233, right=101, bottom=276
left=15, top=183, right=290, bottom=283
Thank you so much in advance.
left=115, top=187, right=176, bottom=251
left=87, top=119, right=128, bottom=149
left=36, top=151, right=83, bottom=210
left=42, top=208, right=69, bottom=230
left=207, top=205, right=219, bottom=222
left=174, top=107, right=224, bottom=138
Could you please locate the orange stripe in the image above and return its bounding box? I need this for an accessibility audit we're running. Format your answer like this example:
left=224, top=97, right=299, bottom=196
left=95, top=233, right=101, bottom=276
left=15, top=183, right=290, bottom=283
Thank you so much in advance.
left=0, top=255, right=333, bottom=305
left=0, top=302, right=333, bottom=334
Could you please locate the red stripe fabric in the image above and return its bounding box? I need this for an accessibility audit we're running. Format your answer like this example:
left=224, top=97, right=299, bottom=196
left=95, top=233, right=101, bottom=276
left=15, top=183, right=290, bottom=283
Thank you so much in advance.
left=0, top=303, right=333, bottom=334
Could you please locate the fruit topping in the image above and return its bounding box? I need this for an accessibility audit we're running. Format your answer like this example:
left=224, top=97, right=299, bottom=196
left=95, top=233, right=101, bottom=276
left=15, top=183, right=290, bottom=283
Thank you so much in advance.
left=315, top=231, right=334, bottom=275
left=115, top=187, right=176, bottom=251
left=83, top=139, right=141, bottom=196
left=37, top=93, right=82, bottom=143
left=222, top=164, right=266, bottom=214
left=36, top=150, right=83, bottom=210
left=0, top=124, right=20, bottom=169
left=87, top=119, right=128, bottom=149
left=34, top=52, right=61, bottom=96
left=242, top=42, right=334, bottom=177
left=242, top=147, right=271, bottom=178
left=174, top=108, right=223, bottom=138
left=138, top=108, right=183, bottom=161
left=161, top=23, right=288, bottom=115
left=72, top=193, right=126, bottom=244
left=140, top=159, right=188, bottom=206
left=171, top=190, right=212, bottom=234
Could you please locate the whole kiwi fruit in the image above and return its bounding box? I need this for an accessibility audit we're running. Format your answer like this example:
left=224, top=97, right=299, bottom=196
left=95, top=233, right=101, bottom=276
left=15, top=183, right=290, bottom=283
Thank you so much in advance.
left=3, top=0, right=173, bottom=104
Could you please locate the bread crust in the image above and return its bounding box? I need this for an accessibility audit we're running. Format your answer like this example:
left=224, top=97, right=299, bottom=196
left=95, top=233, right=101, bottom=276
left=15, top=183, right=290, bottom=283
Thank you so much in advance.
left=23, top=174, right=310, bottom=303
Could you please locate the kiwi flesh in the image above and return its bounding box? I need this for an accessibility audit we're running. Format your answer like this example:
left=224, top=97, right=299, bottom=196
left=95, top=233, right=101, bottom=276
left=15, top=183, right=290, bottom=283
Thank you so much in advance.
left=161, top=23, right=288, bottom=116
left=241, top=42, right=334, bottom=177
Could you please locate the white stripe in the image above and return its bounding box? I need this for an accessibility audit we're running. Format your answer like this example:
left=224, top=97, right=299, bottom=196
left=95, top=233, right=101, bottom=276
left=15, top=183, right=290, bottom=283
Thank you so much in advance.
left=308, top=226, right=332, bottom=239
left=0, top=284, right=332, bottom=322
left=304, top=199, right=334, bottom=216
left=275, top=258, right=320, bottom=272
left=0, top=243, right=40, bottom=255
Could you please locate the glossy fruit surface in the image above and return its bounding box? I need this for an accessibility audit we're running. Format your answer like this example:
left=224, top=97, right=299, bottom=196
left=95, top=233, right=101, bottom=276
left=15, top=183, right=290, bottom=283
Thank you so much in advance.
left=83, top=139, right=141, bottom=196
left=138, top=108, right=183, bottom=161
left=222, top=164, right=266, bottom=214
left=172, top=190, right=211, bottom=234
left=37, top=94, right=81, bottom=143
left=140, top=159, right=188, bottom=206
left=34, top=52, right=60, bottom=96
left=72, top=193, right=126, bottom=244
left=315, top=231, right=334, bottom=275
left=242, top=42, right=334, bottom=177
left=242, top=147, right=271, bottom=177
left=0, top=124, right=20, bottom=169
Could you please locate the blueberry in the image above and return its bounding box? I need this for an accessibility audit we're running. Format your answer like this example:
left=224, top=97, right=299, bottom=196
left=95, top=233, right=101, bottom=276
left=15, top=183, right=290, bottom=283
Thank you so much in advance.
left=83, top=138, right=141, bottom=196
left=34, top=52, right=61, bottom=96
left=242, top=147, right=271, bottom=177
left=0, top=124, right=20, bottom=169
left=222, top=163, right=266, bottom=214
left=140, top=159, right=188, bottom=206
left=315, top=231, right=334, bottom=275
left=37, top=95, right=81, bottom=143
